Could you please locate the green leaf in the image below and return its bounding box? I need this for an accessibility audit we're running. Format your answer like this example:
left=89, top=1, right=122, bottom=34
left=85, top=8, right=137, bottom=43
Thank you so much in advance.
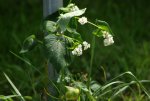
left=68, top=17, right=78, bottom=29
left=96, top=20, right=113, bottom=35
left=74, top=82, right=89, bottom=92
left=44, top=34, right=71, bottom=72
left=44, top=21, right=57, bottom=32
left=24, top=96, right=32, bottom=100
left=20, top=35, right=37, bottom=53
left=65, top=86, right=80, bottom=101
left=57, top=8, right=86, bottom=32
left=67, top=28, right=82, bottom=42
left=73, top=82, right=96, bottom=101
left=60, top=3, right=78, bottom=13
left=92, top=29, right=103, bottom=37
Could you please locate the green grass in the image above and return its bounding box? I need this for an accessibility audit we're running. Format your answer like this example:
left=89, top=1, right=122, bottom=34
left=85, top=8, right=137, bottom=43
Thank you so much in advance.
left=0, top=0, right=150, bottom=100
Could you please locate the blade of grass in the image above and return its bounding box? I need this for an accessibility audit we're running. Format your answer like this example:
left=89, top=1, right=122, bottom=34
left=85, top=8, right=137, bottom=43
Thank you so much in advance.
left=93, top=81, right=124, bottom=96
left=112, top=85, right=129, bottom=97
left=0, top=95, right=20, bottom=100
left=96, top=84, right=126, bottom=99
left=44, top=88, right=60, bottom=100
left=110, top=71, right=150, bottom=99
left=10, top=51, right=42, bottom=74
left=3, top=73, right=25, bottom=101
left=127, top=72, right=150, bottom=99
left=87, top=36, right=96, bottom=89
left=109, top=72, right=150, bottom=99
left=94, top=71, right=150, bottom=99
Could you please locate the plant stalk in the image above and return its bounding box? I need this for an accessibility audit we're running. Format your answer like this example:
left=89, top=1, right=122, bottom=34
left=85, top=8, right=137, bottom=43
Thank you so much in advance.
left=87, top=36, right=96, bottom=89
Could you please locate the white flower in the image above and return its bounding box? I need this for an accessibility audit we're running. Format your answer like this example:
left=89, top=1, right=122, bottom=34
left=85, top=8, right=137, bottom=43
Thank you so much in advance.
left=104, top=36, right=114, bottom=46
left=102, top=31, right=109, bottom=38
left=64, top=76, right=71, bottom=82
left=71, top=42, right=90, bottom=56
left=101, top=30, right=114, bottom=46
left=70, top=6, right=79, bottom=12
left=78, top=17, right=88, bottom=25
left=72, top=44, right=83, bottom=56
left=72, top=50, right=76, bottom=55
left=83, top=41, right=90, bottom=50
left=78, top=44, right=82, bottom=48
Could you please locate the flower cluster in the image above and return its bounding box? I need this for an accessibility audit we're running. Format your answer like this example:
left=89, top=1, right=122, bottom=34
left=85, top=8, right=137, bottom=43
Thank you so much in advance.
left=72, top=41, right=90, bottom=56
left=83, top=41, right=90, bottom=50
left=72, top=44, right=82, bottom=56
left=102, top=31, right=114, bottom=46
left=78, top=17, right=88, bottom=25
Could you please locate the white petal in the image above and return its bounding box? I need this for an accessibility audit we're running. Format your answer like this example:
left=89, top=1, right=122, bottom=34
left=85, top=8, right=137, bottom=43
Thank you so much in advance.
left=78, top=17, right=88, bottom=25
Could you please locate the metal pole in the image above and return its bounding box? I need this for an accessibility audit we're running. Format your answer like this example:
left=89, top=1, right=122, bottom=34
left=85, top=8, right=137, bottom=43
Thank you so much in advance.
left=43, top=0, right=63, bottom=100
left=43, top=0, right=63, bottom=18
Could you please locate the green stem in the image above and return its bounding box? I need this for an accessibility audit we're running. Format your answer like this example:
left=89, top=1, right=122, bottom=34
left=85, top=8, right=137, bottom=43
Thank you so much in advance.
left=75, top=17, right=100, bottom=29
left=44, top=88, right=61, bottom=100
left=87, top=36, right=96, bottom=89
left=62, top=34, right=81, bottom=43
left=28, top=71, right=37, bottom=97
left=87, top=21, right=99, bottom=28
left=69, top=0, right=73, bottom=4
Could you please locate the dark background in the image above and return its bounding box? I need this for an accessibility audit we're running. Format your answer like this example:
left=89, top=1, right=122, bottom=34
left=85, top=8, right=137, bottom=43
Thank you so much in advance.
left=0, top=0, right=150, bottom=99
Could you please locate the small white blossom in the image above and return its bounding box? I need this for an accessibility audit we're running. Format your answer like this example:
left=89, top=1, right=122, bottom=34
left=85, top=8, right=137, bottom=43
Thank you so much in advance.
left=72, top=44, right=83, bottom=56
left=104, top=36, right=114, bottom=46
left=101, top=30, right=114, bottom=46
left=64, top=76, right=71, bottom=82
left=83, top=41, right=90, bottom=50
left=72, top=50, right=76, bottom=55
left=78, top=17, right=88, bottom=25
left=102, top=31, right=109, bottom=38
left=78, top=44, right=82, bottom=48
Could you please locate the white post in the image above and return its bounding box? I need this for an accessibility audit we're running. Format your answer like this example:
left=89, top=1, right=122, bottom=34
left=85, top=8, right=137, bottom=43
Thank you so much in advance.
left=43, top=0, right=63, bottom=100
left=43, top=0, right=63, bottom=18
left=43, top=0, right=63, bottom=78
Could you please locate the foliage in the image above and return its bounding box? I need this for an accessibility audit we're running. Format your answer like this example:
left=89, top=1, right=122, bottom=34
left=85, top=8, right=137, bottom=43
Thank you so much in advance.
left=0, top=0, right=150, bottom=101
left=15, top=3, right=150, bottom=101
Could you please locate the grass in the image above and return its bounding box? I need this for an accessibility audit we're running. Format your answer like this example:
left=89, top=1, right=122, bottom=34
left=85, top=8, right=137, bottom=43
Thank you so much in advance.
left=0, top=0, right=150, bottom=100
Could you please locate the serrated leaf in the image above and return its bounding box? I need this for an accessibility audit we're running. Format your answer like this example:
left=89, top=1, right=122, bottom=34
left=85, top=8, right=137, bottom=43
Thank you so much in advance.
left=96, top=20, right=113, bottom=35
left=20, top=35, right=37, bottom=53
left=44, top=34, right=71, bottom=72
left=57, top=8, right=86, bottom=32
left=44, top=21, right=57, bottom=32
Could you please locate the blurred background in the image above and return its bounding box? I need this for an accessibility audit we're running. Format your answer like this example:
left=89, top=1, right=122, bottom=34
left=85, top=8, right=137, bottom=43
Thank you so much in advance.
left=0, top=0, right=150, bottom=99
